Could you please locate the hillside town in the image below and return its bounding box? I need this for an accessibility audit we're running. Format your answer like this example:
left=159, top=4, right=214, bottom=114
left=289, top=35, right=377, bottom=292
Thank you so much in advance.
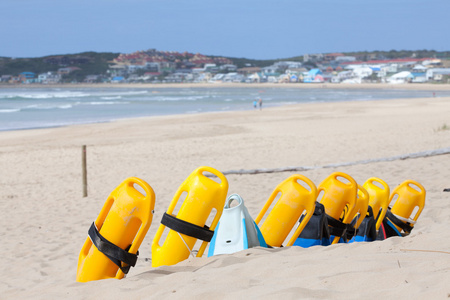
left=1, top=49, right=450, bottom=85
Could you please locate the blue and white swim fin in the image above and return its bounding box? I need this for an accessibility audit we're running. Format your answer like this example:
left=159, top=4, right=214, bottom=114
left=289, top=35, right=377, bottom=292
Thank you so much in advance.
left=208, top=194, right=267, bottom=257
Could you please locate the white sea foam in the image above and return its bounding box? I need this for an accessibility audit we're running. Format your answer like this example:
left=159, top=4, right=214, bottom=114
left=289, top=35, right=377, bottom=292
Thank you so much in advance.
left=6, top=92, right=91, bottom=99
left=0, top=108, right=20, bottom=113
left=100, top=96, right=122, bottom=100
left=86, top=101, right=128, bottom=105
left=152, top=96, right=206, bottom=101
left=22, top=104, right=73, bottom=110
left=95, top=90, right=148, bottom=97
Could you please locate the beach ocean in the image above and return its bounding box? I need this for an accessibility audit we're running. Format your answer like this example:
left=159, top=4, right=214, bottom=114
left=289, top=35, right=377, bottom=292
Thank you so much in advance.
left=1, top=83, right=450, bottom=299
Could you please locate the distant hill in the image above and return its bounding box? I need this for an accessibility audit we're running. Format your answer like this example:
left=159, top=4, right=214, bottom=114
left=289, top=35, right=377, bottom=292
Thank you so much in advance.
left=0, top=49, right=448, bottom=79
left=0, top=52, right=119, bottom=81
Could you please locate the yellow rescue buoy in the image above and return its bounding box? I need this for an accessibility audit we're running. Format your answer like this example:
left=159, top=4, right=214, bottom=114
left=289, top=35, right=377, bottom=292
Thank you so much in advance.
left=363, top=177, right=390, bottom=230
left=76, top=177, right=155, bottom=282
left=317, top=172, right=357, bottom=244
left=255, top=174, right=317, bottom=247
left=352, top=185, right=370, bottom=230
left=387, top=180, right=425, bottom=234
left=151, top=166, right=228, bottom=267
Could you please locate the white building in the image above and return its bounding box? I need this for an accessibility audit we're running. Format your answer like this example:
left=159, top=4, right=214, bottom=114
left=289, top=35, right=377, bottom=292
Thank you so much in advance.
left=387, top=71, right=413, bottom=84
left=335, top=56, right=356, bottom=62
left=426, top=68, right=450, bottom=81
left=38, top=72, right=61, bottom=84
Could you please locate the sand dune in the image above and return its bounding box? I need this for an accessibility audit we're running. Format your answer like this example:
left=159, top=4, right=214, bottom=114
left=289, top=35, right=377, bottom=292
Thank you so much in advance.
left=1, top=95, right=449, bottom=299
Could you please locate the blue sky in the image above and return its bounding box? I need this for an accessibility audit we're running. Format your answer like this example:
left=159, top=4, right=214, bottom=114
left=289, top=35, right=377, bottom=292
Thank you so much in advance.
left=1, top=0, right=449, bottom=59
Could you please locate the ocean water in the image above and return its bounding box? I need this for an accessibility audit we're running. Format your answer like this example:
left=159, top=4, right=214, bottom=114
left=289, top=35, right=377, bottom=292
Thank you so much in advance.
left=0, top=86, right=447, bottom=131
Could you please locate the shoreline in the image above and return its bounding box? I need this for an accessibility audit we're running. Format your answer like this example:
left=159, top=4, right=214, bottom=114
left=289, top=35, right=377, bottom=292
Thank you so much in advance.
left=2, top=82, right=450, bottom=91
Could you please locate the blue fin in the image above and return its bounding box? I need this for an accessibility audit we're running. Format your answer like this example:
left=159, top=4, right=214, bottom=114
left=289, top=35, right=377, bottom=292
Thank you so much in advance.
left=254, top=221, right=267, bottom=248
left=207, top=221, right=220, bottom=257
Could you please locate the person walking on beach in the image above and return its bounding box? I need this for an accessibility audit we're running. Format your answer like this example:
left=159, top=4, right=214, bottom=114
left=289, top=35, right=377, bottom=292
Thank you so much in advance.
left=258, top=98, right=262, bottom=110
left=253, top=99, right=258, bottom=109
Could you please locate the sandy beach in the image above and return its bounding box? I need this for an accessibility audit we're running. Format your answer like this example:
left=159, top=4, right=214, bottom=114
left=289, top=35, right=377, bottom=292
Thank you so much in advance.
left=1, top=91, right=450, bottom=299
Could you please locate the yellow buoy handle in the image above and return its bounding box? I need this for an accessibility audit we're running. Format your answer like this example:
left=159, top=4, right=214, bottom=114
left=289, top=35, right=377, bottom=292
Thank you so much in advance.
left=124, top=177, right=155, bottom=256
left=196, top=166, right=228, bottom=189
left=404, top=180, right=426, bottom=195
left=366, top=177, right=389, bottom=191
left=333, top=172, right=356, bottom=187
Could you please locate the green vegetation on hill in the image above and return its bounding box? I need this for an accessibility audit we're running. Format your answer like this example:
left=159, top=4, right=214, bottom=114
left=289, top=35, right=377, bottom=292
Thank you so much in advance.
left=0, top=52, right=119, bottom=79
left=213, top=56, right=303, bottom=68
left=345, top=49, right=450, bottom=60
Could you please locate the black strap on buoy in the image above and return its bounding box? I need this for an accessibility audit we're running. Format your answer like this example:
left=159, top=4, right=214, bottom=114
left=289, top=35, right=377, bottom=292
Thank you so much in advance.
left=385, top=209, right=413, bottom=233
left=326, top=215, right=349, bottom=237
left=88, top=222, right=138, bottom=274
left=161, top=212, right=214, bottom=242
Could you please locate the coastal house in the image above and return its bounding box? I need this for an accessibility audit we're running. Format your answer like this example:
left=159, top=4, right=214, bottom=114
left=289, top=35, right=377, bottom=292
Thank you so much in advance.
left=191, top=63, right=217, bottom=74
left=194, top=72, right=212, bottom=83
left=274, top=61, right=303, bottom=70
left=422, top=59, right=442, bottom=67
left=141, top=72, right=161, bottom=82
left=324, top=53, right=344, bottom=61
left=164, top=72, right=187, bottom=83
left=410, top=65, right=428, bottom=83
left=145, top=62, right=161, bottom=73
left=335, top=56, right=356, bottom=62
left=9, top=76, right=21, bottom=84
left=38, top=72, right=61, bottom=84
left=84, top=75, right=101, bottom=83
left=222, top=73, right=244, bottom=83
left=127, top=63, right=147, bottom=73
left=267, top=75, right=279, bottom=83
left=219, top=64, right=238, bottom=72
left=303, top=69, right=323, bottom=83
left=19, top=72, right=36, bottom=83
left=387, top=71, right=413, bottom=84
left=111, top=76, right=125, bottom=83
left=286, top=67, right=307, bottom=75
left=108, top=65, right=128, bottom=77
left=426, top=68, right=450, bottom=82
left=331, top=70, right=353, bottom=83
left=289, top=74, right=299, bottom=83
left=246, top=72, right=267, bottom=83
left=262, top=65, right=278, bottom=75
left=237, top=67, right=261, bottom=76
left=0, top=75, right=12, bottom=82
left=210, top=73, right=225, bottom=83
left=352, top=66, right=373, bottom=79
left=303, top=53, right=324, bottom=63
left=277, top=74, right=290, bottom=83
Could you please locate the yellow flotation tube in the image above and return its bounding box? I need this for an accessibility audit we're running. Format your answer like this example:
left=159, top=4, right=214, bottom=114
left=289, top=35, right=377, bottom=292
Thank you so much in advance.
left=387, top=180, right=425, bottom=234
left=255, top=174, right=317, bottom=247
left=151, top=166, right=228, bottom=267
left=317, top=172, right=357, bottom=244
left=363, top=177, right=390, bottom=231
left=76, top=177, right=155, bottom=282
left=351, top=185, right=370, bottom=231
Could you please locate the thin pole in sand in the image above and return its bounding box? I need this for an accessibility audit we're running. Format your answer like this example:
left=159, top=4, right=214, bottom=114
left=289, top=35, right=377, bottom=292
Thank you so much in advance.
left=82, top=145, right=88, bottom=197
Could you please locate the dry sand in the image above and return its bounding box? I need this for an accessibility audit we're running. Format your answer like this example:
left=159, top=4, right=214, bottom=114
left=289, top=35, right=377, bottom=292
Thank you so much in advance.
left=0, top=93, right=450, bottom=299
